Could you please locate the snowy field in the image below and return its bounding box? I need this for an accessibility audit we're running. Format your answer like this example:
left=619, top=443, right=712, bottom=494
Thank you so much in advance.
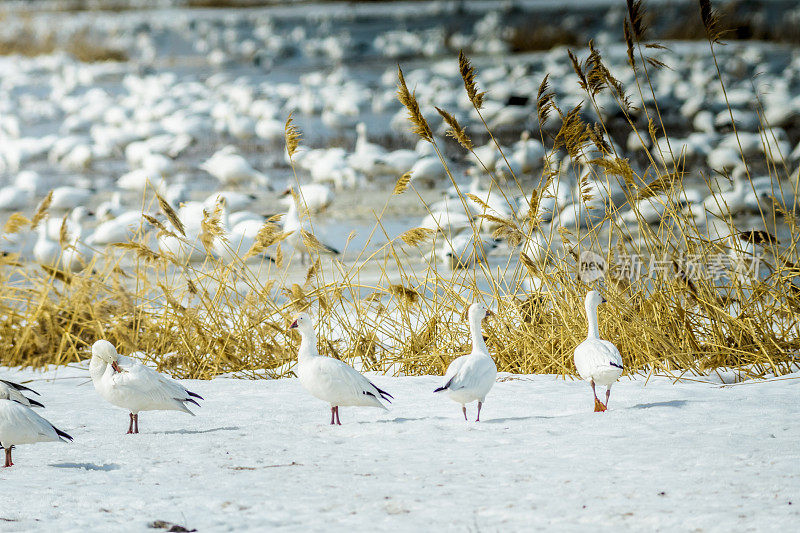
left=1, top=365, right=798, bottom=532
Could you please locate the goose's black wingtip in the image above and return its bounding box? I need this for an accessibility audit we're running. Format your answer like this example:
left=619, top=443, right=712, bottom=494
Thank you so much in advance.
left=2, top=380, right=41, bottom=396
left=28, top=397, right=45, bottom=408
left=55, top=427, right=73, bottom=442
left=433, top=386, right=448, bottom=393
left=185, top=398, right=201, bottom=407
left=187, top=390, right=204, bottom=400
left=609, top=361, right=624, bottom=369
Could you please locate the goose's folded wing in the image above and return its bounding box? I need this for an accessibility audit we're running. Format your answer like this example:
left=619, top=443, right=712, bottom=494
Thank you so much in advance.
left=111, top=357, right=195, bottom=408
left=0, top=401, right=63, bottom=443
left=575, top=340, right=623, bottom=376
left=435, top=355, right=468, bottom=391
left=0, top=382, right=42, bottom=408
left=316, top=358, right=389, bottom=403
left=1, top=379, right=40, bottom=396
left=448, top=357, right=496, bottom=392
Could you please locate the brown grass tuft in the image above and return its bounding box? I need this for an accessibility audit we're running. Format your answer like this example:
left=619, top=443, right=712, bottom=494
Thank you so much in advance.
left=397, top=66, right=433, bottom=142
left=458, top=50, right=486, bottom=110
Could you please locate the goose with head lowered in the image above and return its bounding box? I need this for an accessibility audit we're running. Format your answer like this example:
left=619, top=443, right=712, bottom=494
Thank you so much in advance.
left=90, top=340, right=203, bottom=434
left=290, top=313, right=392, bottom=425
left=0, top=381, right=72, bottom=467
left=573, top=290, right=624, bottom=412
left=434, top=303, right=497, bottom=421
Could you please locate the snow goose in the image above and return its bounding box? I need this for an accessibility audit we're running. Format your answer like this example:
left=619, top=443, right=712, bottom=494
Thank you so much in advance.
left=435, top=232, right=498, bottom=269
left=283, top=195, right=339, bottom=265
left=90, top=340, right=203, bottom=434
left=96, top=192, right=124, bottom=221
left=573, top=291, right=624, bottom=412
left=0, top=179, right=36, bottom=211
left=434, top=303, right=497, bottom=421
left=200, top=146, right=272, bottom=189
left=46, top=206, right=93, bottom=242
left=33, top=218, right=61, bottom=267
left=0, top=383, right=72, bottom=467
left=290, top=313, right=392, bottom=425
left=59, top=229, right=94, bottom=273
left=280, top=184, right=334, bottom=215
left=409, top=156, right=447, bottom=188
left=47, top=186, right=93, bottom=211
left=203, top=191, right=257, bottom=213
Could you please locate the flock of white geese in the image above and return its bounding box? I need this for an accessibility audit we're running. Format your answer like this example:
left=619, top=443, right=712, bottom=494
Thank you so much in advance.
left=1, top=290, right=621, bottom=467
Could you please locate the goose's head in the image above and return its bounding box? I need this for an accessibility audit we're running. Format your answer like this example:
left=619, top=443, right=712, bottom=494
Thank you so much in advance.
left=289, top=313, right=314, bottom=334
left=92, top=340, right=122, bottom=373
left=584, top=290, right=607, bottom=309
left=467, top=302, right=493, bottom=323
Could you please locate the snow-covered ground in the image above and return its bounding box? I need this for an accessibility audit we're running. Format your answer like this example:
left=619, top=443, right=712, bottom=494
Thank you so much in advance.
left=1, top=365, right=798, bottom=531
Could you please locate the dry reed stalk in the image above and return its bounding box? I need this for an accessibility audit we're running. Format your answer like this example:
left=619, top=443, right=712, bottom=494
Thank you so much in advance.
left=396, top=66, right=433, bottom=142
left=285, top=113, right=302, bottom=162
left=30, top=191, right=53, bottom=229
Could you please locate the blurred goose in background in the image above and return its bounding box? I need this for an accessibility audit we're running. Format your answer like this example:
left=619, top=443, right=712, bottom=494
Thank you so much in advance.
left=291, top=313, right=392, bottom=425
left=58, top=220, right=94, bottom=272
left=434, top=303, right=497, bottom=421
left=434, top=231, right=498, bottom=270
left=573, top=291, right=623, bottom=412
left=0, top=383, right=72, bottom=467
left=210, top=198, right=273, bottom=266
left=96, top=192, right=125, bottom=221
left=281, top=184, right=334, bottom=215
left=90, top=340, right=203, bottom=434
left=703, top=167, right=769, bottom=217
left=33, top=217, right=61, bottom=267
left=200, top=146, right=272, bottom=189
left=87, top=210, right=151, bottom=246
left=203, top=191, right=257, bottom=213
left=409, top=155, right=447, bottom=188
left=0, top=179, right=36, bottom=210
left=46, top=206, right=93, bottom=242
left=617, top=194, right=670, bottom=226
left=283, top=193, right=339, bottom=265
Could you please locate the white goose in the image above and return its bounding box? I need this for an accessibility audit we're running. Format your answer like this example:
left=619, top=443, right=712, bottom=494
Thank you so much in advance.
left=573, top=290, right=624, bottom=412
left=290, top=314, right=392, bottom=425
left=434, top=303, right=497, bottom=421
left=33, top=218, right=62, bottom=267
left=90, top=340, right=203, bottom=434
left=281, top=184, right=334, bottom=215
left=200, top=146, right=272, bottom=189
left=283, top=195, right=339, bottom=265
left=0, top=382, right=72, bottom=467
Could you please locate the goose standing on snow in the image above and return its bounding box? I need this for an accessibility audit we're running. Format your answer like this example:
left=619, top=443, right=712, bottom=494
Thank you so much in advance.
left=290, top=314, right=392, bottom=425
left=89, top=340, right=203, bottom=434
left=0, top=381, right=72, bottom=467
left=434, top=303, right=497, bottom=421
left=573, top=290, right=624, bottom=412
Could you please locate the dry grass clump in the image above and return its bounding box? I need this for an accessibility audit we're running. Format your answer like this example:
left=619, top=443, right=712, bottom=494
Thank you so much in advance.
left=0, top=27, right=127, bottom=62
left=1, top=0, right=798, bottom=382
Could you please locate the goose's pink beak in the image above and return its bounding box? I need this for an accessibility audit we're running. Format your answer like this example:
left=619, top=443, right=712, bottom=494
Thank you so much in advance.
left=289, top=320, right=298, bottom=329
left=111, top=361, right=122, bottom=373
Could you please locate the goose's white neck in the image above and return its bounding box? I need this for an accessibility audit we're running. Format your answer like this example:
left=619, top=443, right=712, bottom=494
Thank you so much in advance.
left=585, top=302, right=600, bottom=339
left=469, top=314, right=488, bottom=355
left=297, top=327, right=319, bottom=361
left=89, top=354, right=108, bottom=382
left=469, top=174, right=481, bottom=194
